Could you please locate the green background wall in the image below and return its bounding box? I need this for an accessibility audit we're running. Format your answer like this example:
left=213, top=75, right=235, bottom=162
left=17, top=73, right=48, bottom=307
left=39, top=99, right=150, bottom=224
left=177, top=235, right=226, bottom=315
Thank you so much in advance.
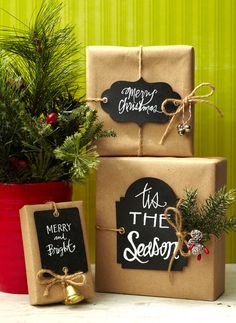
left=0, top=0, right=235, bottom=262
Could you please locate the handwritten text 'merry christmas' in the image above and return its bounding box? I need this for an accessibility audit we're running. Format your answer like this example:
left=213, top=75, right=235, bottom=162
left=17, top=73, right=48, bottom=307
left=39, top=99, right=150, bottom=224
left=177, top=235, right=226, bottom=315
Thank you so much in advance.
left=45, top=223, right=76, bottom=257
left=123, top=183, right=178, bottom=264
left=118, top=87, right=162, bottom=115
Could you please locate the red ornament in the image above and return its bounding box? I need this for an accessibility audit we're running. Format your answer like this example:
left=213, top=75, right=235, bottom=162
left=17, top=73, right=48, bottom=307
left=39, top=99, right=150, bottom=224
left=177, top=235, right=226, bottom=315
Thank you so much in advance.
left=197, top=254, right=202, bottom=261
left=204, top=247, right=209, bottom=254
left=9, top=159, right=27, bottom=169
left=45, top=112, right=58, bottom=124
left=188, top=243, right=195, bottom=251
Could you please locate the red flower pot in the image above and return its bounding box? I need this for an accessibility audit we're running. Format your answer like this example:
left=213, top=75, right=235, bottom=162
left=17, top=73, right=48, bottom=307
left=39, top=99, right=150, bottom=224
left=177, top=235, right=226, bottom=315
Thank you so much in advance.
left=0, top=181, right=72, bottom=294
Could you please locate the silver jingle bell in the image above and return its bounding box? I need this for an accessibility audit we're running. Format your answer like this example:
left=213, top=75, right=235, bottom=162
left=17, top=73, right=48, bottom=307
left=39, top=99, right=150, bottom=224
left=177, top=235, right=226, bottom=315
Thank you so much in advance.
left=177, top=124, right=185, bottom=136
left=184, top=124, right=191, bottom=133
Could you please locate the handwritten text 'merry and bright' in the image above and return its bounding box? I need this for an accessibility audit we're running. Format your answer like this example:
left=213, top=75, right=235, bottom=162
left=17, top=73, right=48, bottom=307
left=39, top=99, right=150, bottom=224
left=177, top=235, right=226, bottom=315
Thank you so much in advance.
left=45, top=222, right=76, bottom=257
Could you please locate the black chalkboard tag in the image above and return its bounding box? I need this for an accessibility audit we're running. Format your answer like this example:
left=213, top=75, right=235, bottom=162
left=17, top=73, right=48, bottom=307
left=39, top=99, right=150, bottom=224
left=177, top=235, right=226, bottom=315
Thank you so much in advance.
left=101, top=78, right=181, bottom=125
left=116, top=177, right=188, bottom=271
left=34, top=207, right=88, bottom=275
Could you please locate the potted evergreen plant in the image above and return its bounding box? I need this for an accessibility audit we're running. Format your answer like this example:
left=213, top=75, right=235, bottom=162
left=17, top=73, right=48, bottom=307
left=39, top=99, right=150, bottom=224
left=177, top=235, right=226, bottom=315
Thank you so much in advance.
left=0, top=0, right=114, bottom=293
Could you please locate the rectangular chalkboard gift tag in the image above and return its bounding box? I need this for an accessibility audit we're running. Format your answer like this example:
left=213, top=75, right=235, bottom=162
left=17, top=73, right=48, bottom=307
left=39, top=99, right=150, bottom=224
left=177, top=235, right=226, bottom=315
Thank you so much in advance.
left=96, top=157, right=227, bottom=301
left=20, top=201, right=94, bottom=305
left=86, top=46, right=194, bottom=157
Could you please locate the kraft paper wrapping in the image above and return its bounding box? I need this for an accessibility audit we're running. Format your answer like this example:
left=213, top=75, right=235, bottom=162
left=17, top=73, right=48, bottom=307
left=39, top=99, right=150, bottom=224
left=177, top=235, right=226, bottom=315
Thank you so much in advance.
left=96, top=157, right=226, bottom=300
left=86, top=46, right=194, bottom=156
left=20, top=201, right=94, bottom=305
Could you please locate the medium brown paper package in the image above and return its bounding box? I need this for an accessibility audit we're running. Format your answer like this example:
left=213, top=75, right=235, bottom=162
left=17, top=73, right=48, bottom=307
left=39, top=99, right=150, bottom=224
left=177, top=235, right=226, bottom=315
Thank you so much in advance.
left=96, top=157, right=226, bottom=300
left=86, top=46, right=194, bottom=156
left=20, top=201, right=94, bottom=305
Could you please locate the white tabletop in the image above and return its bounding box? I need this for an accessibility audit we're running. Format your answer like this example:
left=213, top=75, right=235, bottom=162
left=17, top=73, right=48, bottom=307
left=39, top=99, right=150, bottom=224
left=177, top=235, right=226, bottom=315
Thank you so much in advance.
left=0, top=264, right=235, bottom=323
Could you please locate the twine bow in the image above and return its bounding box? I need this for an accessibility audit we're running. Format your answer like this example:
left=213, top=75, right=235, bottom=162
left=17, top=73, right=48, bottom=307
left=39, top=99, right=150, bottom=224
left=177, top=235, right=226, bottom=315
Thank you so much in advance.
left=37, top=267, right=86, bottom=297
left=163, top=204, right=191, bottom=275
left=159, top=83, right=224, bottom=145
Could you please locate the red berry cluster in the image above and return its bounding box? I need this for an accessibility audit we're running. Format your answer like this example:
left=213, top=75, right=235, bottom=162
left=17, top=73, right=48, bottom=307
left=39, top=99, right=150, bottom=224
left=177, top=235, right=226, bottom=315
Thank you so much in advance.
left=188, top=243, right=209, bottom=261
left=45, top=112, right=58, bottom=124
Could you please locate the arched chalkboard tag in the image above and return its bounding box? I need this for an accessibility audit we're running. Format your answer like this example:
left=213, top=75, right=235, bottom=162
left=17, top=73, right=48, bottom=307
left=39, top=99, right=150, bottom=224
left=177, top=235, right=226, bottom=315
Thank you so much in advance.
left=116, top=177, right=188, bottom=271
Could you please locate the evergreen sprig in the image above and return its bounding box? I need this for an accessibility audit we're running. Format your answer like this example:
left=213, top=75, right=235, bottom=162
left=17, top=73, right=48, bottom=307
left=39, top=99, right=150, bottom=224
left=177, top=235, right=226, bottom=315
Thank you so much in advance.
left=0, top=0, right=81, bottom=116
left=179, top=187, right=236, bottom=242
left=0, top=0, right=115, bottom=183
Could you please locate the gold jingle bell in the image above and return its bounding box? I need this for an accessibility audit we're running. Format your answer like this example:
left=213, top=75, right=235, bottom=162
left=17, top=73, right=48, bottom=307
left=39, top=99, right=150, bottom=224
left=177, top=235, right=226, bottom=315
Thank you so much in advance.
left=64, top=284, right=85, bottom=305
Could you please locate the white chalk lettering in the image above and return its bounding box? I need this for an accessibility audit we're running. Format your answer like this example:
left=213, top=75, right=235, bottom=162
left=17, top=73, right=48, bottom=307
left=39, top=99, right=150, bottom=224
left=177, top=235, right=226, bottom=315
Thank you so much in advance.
left=129, top=211, right=142, bottom=225
left=46, top=223, right=72, bottom=235
left=135, top=183, right=167, bottom=209
left=159, top=214, right=170, bottom=229
left=118, top=87, right=161, bottom=115
left=123, top=231, right=178, bottom=264
left=46, top=239, right=76, bottom=257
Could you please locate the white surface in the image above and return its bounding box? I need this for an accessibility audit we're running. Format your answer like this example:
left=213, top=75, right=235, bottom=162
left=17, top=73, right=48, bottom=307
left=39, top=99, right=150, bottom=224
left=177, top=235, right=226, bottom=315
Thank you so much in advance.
left=0, top=264, right=235, bottom=323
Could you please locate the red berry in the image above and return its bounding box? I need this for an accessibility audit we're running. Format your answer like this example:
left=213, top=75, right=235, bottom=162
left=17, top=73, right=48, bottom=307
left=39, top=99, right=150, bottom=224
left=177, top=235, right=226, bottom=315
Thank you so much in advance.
left=46, top=112, right=58, bottom=124
left=9, top=159, right=27, bottom=169
left=188, top=243, right=195, bottom=251
left=197, top=254, right=202, bottom=261
left=204, top=247, right=209, bottom=254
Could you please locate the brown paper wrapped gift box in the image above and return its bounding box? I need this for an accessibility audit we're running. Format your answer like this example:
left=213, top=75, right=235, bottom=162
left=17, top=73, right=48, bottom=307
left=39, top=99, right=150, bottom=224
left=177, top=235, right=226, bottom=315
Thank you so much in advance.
left=86, top=46, right=194, bottom=157
left=96, top=157, right=226, bottom=300
left=20, top=201, right=94, bottom=305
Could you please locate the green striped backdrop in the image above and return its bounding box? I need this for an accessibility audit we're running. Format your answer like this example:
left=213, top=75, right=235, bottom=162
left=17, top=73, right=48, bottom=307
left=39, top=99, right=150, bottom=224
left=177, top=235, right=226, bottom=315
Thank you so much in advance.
left=0, top=0, right=235, bottom=262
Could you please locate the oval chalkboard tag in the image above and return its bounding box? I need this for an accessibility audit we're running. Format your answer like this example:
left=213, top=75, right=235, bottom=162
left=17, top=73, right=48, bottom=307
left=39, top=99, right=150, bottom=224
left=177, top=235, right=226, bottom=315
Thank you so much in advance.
left=101, top=78, right=181, bottom=125
left=34, top=207, right=88, bottom=275
left=116, top=177, right=188, bottom=271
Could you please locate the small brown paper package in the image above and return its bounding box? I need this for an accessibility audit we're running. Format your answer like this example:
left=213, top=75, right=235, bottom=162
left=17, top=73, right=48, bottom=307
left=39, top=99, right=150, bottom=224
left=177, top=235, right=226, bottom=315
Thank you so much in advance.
left=86, top=46, right=194, bottom=157
left=96, top=157, right=226, bottom=300
left=20, top=201, right=94, bottom=305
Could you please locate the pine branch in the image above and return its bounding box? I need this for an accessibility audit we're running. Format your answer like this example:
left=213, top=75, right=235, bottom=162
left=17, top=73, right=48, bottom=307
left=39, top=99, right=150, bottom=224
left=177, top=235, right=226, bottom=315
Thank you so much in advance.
left=27, top=150, right=66, bottom=182
left=0, top=1, right=115, bottom=183
left=54, top=132, right=99, bottom=182
left=0, top=0, right=82, bottom=116
left=179, top=189, right=200, bottom=233
left=179, top=187, right=236, bottom=242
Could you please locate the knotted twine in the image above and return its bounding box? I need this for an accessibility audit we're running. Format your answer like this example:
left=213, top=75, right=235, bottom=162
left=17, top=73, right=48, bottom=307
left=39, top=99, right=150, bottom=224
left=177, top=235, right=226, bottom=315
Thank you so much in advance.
left=37, top=267, right=86, bottom=297
left=159, top=82, right=224, bottom=145
left=46, top=201, right=59, bottom=217
left=96, top=224, right=125, bottom=235
left=163, top=202, right=191, bottom=277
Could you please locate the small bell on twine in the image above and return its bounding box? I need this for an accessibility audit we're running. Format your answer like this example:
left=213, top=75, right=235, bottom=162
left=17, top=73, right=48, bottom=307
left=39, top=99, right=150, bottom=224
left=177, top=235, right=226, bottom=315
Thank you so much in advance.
left=159, top=83, right=224, bottom=145
left=37, top=266, right=86, bottom=305
left=177, top=124, right=191, bottom=136
left=64, top=284, right=84, bottom=305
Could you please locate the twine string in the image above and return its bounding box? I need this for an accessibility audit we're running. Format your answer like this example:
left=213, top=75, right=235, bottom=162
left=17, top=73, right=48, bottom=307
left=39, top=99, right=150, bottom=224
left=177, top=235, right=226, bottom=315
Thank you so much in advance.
left=37, top=267, right=86, bottom=297
left=138, top=45, right=143, bottom=156
left=138, top=45, right=143, bottom=79
left=46, top=201, right=59, bottom=217
left=96, top=224, right=125, bottom=235
left=138, top=125, right=143, bottom=156
left=159, top=82, right=224, bottom=145
left=163, top=202, right=191, bottom=275
left=85, top=97, right=107, bottom=103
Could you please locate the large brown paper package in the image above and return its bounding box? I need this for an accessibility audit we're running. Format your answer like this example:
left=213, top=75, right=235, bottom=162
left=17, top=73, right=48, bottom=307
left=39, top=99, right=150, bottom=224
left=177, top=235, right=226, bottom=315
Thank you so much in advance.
left=86, top=46, right=194, bottom=156
left=96, top=157, right=226, bottom=300
left=20, top=201, right=94, bottom=305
